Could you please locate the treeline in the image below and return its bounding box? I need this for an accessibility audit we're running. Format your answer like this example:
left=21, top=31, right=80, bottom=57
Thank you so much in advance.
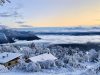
left=0, top=43, right=100, bottom=74
left=34, top=31, right=100, bottom=35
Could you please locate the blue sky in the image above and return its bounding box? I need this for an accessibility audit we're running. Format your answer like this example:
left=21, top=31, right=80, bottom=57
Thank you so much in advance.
left=0, top=0, right=100, bottom=28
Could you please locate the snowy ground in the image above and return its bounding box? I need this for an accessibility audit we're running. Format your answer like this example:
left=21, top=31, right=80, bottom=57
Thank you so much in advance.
left=0, top=72, right=64, bottom=75
left=0, top=69, right=96, bottom=75
left=0, top=68, right=75, bottom=75
left=0, top=62, right=100, bottom=75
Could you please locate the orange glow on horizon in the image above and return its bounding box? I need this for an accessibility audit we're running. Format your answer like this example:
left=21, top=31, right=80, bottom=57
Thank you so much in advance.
left=27, top=6, right=100, bottom=27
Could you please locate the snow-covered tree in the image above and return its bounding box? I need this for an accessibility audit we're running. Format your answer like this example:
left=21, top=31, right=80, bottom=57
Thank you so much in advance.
left=0, top=45, right=18, bottom=53
left=55, top=60, right=64, bottom=68
left=25, top=62, right=41, bottom=72
left=20, top=47, right=36, bottom=58
left=38, top=60, right=56, bottom=69
left=85, top=49, right=98, bottom=62
left=0, top=0, right=10, bottom=5
left=15, top=59, right=41, bottom=72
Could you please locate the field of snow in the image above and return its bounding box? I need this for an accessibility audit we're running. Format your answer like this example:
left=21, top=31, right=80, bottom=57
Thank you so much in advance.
left=1, top=62, right=100, bottom=75
left=0, top=67, right=75, bottom=75
left=0, top=68, right=87, bottom=75
left=0, top=72, right=68, bottom=75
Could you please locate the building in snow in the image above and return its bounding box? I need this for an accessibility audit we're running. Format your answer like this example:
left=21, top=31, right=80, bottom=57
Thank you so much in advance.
left=0, top=52, right=22, bottom=68
left=29, top=53, right=57, bottom=63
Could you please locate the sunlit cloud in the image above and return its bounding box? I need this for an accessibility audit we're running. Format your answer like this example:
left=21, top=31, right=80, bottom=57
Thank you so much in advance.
left=0, top=11, right=21, bottom=17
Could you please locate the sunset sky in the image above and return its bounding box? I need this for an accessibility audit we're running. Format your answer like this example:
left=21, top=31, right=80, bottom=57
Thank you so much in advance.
left=0, top=0, right=100, bottom=28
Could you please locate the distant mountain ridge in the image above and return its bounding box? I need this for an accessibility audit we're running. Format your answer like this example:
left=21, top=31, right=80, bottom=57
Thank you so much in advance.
left=14, top=26, right=100, bottom=32
left=14, top=26, right=100, bottom=35
left=0, top=26, right=40, bottom=44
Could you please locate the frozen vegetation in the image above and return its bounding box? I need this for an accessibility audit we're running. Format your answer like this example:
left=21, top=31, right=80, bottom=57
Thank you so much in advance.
left=0, top=42, right=100, bottom=75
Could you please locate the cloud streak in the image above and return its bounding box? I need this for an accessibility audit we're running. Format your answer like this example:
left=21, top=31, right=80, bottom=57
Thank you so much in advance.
left=0, top=11, right=21, bottom=17
left=20, top=25, right=33, bottom=27
left=15, top=21, right=25, bottom=24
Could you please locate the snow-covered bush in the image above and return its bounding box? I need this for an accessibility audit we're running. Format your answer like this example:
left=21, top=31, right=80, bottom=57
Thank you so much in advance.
left=14, top=58, right=26, bottom=71
left=55, top=60, right=64, bottom=68
left=20, top=47, right=36, bottom=58
left=15, top=59, right=41, bottom=72
left=38, top=60, right=56, bottom=69
left=25, top=62, right=41, bottom=72
left=0, top=45, right=18, bottom=53
left=84, top=49, right=98, bottom=62
left=34, top=47, right=50, bottom=56
left=0, top=65, right=8, bottom=72
left=0, top=46, right=2, bottom=53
